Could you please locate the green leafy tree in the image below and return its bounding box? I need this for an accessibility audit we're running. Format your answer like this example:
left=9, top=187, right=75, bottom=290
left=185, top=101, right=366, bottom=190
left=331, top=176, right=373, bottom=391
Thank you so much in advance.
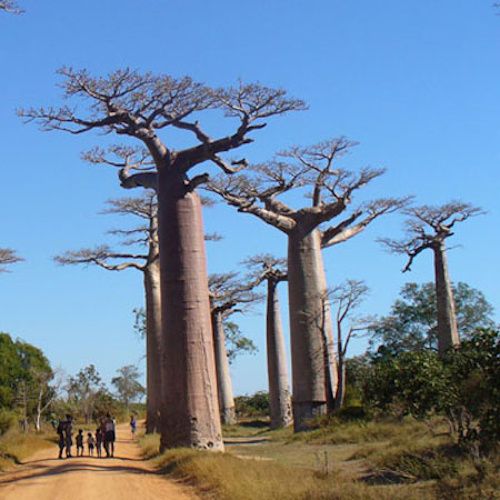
left=111, top=365, right=145, bottom=410
left=224, top=321, right=257, bottom=363
left=364, top=329, right=500, bottom=453
left=0, top=333, right=22, bottom=408
left=66, top=364, right=105, bottom=424
left=370, top=282, right=495, bottom=354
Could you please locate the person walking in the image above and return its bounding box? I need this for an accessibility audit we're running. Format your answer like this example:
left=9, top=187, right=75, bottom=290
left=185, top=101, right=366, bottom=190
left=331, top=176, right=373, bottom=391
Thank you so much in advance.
left=95, top=427, right=103, bottom=458
left=64, top=415, right=73, bottom=458
left=104, top=413, right=115, bottom=458
left=76, top=429, right=84, bottom=457
left=56, top=418, right=66, bottom=459
left=130, top=415, right=137, bottom=439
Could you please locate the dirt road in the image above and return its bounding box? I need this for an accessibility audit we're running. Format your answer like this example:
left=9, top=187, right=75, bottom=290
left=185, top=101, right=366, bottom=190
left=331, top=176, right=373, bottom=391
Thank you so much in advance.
left=0, top=423, right=195, bottom=500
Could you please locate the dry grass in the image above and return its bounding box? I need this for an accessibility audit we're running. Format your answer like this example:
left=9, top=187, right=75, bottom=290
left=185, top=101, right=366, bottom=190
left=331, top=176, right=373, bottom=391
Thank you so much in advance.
left=138, top=418, right=498, bottom=499
left=0, top=428, right=54, bottom=470
left=153, top=448, right=432, bottom=500
left=139, top=432, right=161, bottom=459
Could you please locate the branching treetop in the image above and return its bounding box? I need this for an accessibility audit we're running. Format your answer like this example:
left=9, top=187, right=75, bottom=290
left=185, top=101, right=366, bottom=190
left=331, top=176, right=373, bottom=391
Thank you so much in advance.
left=0, top=248, right=23, bottom=272
left=209, top=272, right=262, bottom=316
left=330, top=279, right=374, bottom=356
left=243, top=253, right=287, bottom=285
left=54, top=194, right=158, bottom=272
left=0, top=1, right=23, bottom=13
left=19, top=68, right=306, bottom=190
left=379, top=201, right=484, bottom=272
left=207, top=138, right=409, bottom=241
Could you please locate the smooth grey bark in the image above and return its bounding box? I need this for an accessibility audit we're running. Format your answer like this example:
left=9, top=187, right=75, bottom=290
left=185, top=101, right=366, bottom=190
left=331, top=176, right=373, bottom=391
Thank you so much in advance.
left=159, top=171, right=223, bottom=451
left=288, top=229, right=329, bottom=429
left=20, top=68, right=304, bottom=449
left=266, top=279, right=292, bottom=429
left=212, top=310, right=236, bottom=425
left=433, top=242, right=460, bottom=356
left=144, top=254, right=162, bottom=433
left=317, top=252, right=338, bottom=413
left=380, top=202, right=482, bottom=357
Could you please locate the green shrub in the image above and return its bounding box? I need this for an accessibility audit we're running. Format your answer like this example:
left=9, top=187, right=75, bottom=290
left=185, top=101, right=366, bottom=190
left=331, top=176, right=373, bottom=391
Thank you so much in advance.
left=0, top=410, right=17, bottom=435
left=234, top=391, right=270, bottom=418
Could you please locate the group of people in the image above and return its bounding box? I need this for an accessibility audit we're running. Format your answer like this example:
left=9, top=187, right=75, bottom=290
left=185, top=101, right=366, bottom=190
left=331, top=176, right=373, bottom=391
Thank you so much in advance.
left=56, top=413, right=116, bottom=459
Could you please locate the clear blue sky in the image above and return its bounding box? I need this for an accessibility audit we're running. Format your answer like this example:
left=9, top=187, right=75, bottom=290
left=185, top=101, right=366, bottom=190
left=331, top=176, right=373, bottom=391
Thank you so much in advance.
left=0, top=0, right=498, bottom=395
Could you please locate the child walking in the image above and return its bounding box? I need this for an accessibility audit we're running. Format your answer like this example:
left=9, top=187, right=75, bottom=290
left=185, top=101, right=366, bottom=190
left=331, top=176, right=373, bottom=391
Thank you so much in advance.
left=87, top=432, right=95, bottom=457
left=76, top=429, right=84, bottom=457
left=95, top=427, right=103, bottom=458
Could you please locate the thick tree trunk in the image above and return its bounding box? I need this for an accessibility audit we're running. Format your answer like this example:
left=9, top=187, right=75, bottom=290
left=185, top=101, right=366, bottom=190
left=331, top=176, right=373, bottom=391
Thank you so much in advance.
left=318, top=280, right=337, bottom=413
left=144, top=257, right=162, bottom=434
left=212, top=311, right=236, bottom=425
left=158, top=170, right=223, bottom=451
left=433, top=243, right=460, bottom=356
left=266, top=280, right=293, bottom=429
left=288, top=228, right=329, bottom=431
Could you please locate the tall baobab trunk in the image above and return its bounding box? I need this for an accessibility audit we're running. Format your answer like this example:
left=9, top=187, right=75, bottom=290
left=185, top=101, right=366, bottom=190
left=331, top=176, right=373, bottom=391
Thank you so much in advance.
left=287, top=228, right=330, bottom=430
left=212, top=311, right=236, bottom=425
left=317, top=257, right=338, bottom=413
left=158, top=171, right=223, bottom=451
left=266, top=280, right=293, bottom=429
left=144, top=256, right=162, bottom=434
left=433, top=242, right=460, bottom=356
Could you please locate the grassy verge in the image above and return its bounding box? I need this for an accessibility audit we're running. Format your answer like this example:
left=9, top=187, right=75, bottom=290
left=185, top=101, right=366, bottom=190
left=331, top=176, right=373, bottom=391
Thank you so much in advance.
left=138, top=419, right=498, bottom=499
left=152, top=447, right=432, bottom=500
left=0, top=429, right=55, bottom=470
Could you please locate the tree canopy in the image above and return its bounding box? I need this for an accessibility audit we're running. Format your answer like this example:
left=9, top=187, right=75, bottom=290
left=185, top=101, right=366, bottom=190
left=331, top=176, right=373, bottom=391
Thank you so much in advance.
left=370, top=282, right=496, bottom=354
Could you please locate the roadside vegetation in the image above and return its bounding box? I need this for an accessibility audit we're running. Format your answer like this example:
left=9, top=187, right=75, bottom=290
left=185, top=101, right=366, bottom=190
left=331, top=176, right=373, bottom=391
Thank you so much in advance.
left=139, top=325, right=499, bottom=499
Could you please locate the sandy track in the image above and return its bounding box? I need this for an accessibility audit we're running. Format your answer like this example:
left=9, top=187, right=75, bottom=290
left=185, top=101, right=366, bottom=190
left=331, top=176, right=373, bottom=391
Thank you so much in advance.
left=0, top=423, right=195, bottom=500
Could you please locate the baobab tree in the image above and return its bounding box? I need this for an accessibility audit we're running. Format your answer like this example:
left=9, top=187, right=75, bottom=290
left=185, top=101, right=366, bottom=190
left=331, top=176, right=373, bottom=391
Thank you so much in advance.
left=0, top=248, right=22, bottom=272
left=20, top=67, right=305, bottom=449
left=379, top=201, right=483, bottom=356
left=208, top=138, right=408, bottom=430
left=55, top=193, right=163, bottom=433
left=244, top=254, right=292, bottom=428
left=209, top=272, right=261, bottom=425
left=329, top=280, right=373, bottom=410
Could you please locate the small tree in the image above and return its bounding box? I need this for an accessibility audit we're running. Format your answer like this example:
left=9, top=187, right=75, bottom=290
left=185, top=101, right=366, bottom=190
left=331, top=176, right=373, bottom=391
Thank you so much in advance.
left=209, top=272, right=260, bottom=425
left=111, top=365, right=145, bottom=410
left=15, top=340, right=53, bottom=432
left=55, top=193, right=162, bottom=433
left=380, top=202, right=484, bottom=356
left=208, top=139, right=408, bottom=429
left=244, top=254, right=292, bottom=428
left=0, top=248, right=22, bottom=272
left=66, top=364, right=105, bottom=424
left=329, top=280, right=373, bottom=410
left=21, top=67, right=304, bottom=450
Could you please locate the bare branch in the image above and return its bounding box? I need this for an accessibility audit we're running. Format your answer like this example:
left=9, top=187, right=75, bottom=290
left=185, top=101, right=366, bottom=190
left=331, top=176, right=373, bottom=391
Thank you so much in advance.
left=0, top=248, right=23, bottom=272
left=321, top=197, right=411, bottom=248
left=54, top=245, right=147, bottom=272
left=242, top=253, right=287, bottom=284
left=209, top=271, right=263, bottom=315
left=0, top=1, right=23, bottom=13
left=379, top=200, right=484, bottom=272
left=20, top=68, right=305, bottom=179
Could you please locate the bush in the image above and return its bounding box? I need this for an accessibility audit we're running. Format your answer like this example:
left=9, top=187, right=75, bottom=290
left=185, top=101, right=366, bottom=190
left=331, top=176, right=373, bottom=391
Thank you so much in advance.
left=0, top=410, right=17, bottom=435
left=363, top=328, right=500, bottom=454
left=234, top=391, right=270, bottom=418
